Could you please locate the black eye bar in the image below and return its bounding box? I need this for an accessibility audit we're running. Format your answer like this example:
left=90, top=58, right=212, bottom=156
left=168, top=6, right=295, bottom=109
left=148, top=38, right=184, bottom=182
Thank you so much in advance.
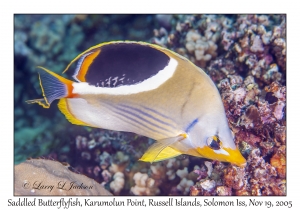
left=207, top=135, right=221, bottom=150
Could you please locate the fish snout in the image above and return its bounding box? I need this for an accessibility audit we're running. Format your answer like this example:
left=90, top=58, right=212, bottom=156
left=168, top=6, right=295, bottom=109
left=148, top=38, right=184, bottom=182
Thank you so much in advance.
left=224, top=147, right=247, bottom=167
left=196, top=146, right=246, bottom=167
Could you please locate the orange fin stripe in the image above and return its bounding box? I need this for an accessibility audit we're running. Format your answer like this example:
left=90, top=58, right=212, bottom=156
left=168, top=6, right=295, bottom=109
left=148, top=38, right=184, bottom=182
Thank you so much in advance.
left=63, top=42, right=113, bottom=74
left=75, top=49, right=101, bottom=82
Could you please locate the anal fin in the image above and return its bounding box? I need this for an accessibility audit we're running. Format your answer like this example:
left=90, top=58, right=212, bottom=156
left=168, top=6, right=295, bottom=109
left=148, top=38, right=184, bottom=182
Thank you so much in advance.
left=58, top=98, right=93, bottom=127
left=141, top=146, right=182, bottom=162
left=139, top=134, right=186, bottom=163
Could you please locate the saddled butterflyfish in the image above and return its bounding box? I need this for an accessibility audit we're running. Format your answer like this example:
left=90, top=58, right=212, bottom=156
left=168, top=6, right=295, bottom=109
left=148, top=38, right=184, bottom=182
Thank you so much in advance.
left=27, top=41, right=246, bottom=167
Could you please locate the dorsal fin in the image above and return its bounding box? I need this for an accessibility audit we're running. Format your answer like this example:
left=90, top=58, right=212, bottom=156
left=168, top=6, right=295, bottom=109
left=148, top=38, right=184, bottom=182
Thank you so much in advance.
left=72, top=50, right=100, bottom=82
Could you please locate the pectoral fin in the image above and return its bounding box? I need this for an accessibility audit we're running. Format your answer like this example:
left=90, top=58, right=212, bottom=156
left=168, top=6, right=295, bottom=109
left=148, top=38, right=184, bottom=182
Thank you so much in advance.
left=141, top=146, right=182, bottom=162
left=139, top=134, right=186, bottom=163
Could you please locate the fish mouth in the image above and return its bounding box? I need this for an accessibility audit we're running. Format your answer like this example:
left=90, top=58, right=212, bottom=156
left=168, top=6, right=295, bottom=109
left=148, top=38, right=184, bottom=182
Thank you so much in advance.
left=196, top=146, right=247, bottom=167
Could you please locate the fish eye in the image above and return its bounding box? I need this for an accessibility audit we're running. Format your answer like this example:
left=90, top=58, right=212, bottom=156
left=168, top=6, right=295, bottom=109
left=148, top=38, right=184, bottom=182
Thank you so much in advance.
left=206, top=135, right=221, bottom=150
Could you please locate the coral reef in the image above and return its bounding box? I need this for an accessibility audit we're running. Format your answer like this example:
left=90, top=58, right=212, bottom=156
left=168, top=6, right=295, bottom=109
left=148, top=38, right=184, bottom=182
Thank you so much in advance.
left=270, top=145, right=286, bottom=179
left=14, top=14, right=286, bottom=196
left=152, top=14, right=286, bottom=86
left=62, top=130, right=198, bottom=195
left=69, top=130, right=151, bottom=188
left=130, top=172, right=160, bottom=195
left=110, top=172, right=125, bottom=195
left=14, top=158, right=112, bottom=195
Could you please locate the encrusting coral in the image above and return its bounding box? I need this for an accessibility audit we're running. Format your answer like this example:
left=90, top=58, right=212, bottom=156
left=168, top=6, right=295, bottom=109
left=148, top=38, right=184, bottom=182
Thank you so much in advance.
left=175, top=167, right=194, bottom=195
left=130, top=172, right=160, bottom=195
left=270, top=145, right=286, bottom=179
left=110, top=172, right=125, bottom=195
left=14, top=158, right=112, bottom=195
